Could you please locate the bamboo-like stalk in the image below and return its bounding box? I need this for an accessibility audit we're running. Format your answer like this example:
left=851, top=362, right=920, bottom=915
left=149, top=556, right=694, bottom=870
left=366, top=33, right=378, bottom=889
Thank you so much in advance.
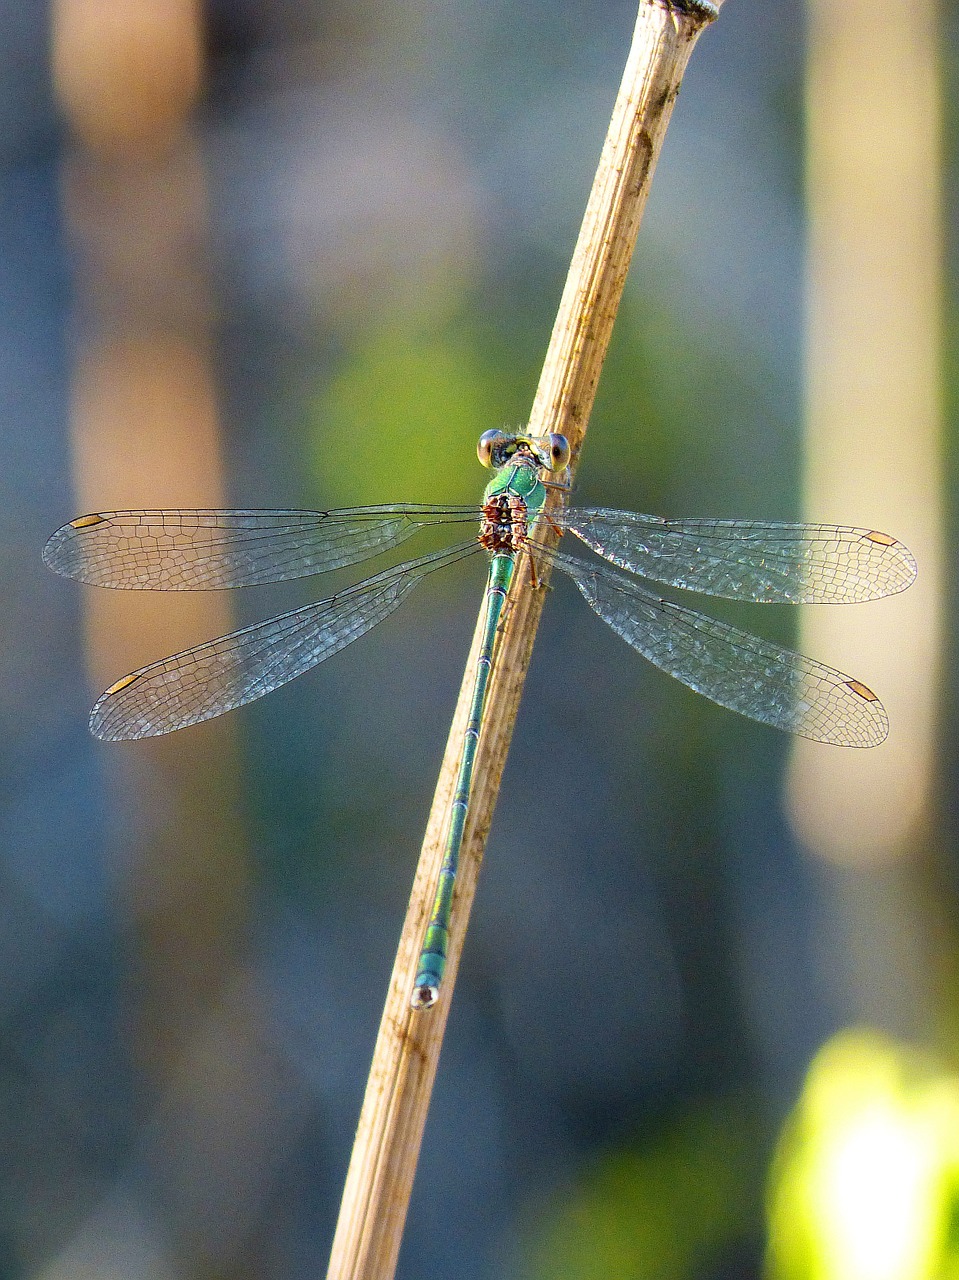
left=326, top=4, right=721, bottom=1278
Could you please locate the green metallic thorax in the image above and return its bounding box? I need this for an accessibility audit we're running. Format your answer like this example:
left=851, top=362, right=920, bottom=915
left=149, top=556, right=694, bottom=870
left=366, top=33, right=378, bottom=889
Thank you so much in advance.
left=482, top=457, right=548, bottom=522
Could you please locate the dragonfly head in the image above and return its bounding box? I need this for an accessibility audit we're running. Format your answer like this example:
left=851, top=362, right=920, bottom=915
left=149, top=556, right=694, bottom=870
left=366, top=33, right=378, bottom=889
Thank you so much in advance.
left=477, top=430, right=570, bottom=474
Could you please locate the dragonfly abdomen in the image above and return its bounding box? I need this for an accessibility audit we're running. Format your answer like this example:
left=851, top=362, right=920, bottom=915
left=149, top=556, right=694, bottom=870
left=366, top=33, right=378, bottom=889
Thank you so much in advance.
left=411, top=552, right=517, bottom=1009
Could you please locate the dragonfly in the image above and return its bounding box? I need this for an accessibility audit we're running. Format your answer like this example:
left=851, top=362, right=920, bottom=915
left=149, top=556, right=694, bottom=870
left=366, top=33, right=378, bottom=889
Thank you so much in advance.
left=44, top=430, right=916, bottom=1007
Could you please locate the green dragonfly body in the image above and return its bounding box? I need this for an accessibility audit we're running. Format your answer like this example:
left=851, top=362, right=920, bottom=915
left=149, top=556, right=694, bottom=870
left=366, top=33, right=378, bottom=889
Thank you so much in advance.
left=44, top=430, right=917, bottom=1007
left=413, top=436, right=553, bottom=1002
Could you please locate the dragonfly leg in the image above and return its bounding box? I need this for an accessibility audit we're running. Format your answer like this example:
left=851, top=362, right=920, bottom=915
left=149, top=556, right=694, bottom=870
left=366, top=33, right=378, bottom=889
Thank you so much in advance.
left=524, top=540, right=557, bottom=593
left=542, top=464, right=572, bottom=492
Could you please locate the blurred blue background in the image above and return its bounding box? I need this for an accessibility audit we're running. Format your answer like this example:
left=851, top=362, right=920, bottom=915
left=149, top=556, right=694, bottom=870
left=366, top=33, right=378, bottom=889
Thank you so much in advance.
left=5, top=2, right=956, bottom=1278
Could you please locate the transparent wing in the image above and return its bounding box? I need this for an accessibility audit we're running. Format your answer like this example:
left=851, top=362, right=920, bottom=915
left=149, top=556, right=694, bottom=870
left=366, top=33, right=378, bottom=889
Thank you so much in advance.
left=43, top=505, right=478, bottom=590
left=555, top=508, right=916, bottom=604
left=90, top=542, right=479, bottom=740
left=552, top=550, right=888, bottom=746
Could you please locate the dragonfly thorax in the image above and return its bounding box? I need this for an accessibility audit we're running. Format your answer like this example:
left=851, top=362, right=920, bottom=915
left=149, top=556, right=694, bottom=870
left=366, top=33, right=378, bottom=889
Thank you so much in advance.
left=478, top=493, right=529, bottom=556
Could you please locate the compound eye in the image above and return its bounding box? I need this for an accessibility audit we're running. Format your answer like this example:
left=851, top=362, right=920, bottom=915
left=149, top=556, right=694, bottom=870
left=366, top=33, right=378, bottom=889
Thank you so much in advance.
left=547, top=434, right=571, bottom=472
left=477, top=429, right=507, bottom=468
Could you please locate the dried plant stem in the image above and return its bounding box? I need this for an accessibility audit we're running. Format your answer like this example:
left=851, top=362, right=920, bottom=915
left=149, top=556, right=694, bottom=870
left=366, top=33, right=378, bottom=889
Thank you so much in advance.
left=326, top=4, right=720, bottom=1278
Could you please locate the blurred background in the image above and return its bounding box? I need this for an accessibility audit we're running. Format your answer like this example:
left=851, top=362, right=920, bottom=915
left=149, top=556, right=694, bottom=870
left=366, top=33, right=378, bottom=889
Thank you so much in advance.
left=6, top=0, right=956, bottom=1277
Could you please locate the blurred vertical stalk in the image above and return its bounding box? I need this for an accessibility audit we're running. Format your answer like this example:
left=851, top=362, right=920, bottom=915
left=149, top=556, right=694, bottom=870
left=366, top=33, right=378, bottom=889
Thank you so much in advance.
left=787, top=2, right=944, bottom=1024
left=52, top=2, right=266, bottom=1272
left=326, top=4, right=721, bottom=1279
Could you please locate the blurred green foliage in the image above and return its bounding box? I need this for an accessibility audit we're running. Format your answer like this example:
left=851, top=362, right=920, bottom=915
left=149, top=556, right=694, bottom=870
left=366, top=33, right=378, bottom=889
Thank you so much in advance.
left=310, top=315, right=504, bottom=505
left=767, top=1030, right=959, bottom=1280
left=520, top=1101, right=762, bottom=1280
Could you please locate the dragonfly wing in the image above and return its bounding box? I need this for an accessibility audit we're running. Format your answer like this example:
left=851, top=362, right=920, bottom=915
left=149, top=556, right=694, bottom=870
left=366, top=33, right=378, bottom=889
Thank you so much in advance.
left=553, top=551, right=888, bottom=746
left=44, top=505, right=478, bottom=590
left=90, top=542, right=478, bottom=740
left=557, top=508, right=916, bottom=604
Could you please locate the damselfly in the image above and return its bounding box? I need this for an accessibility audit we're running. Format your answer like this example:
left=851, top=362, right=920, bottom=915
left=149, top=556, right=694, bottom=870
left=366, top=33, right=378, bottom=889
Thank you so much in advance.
left=44, top=430, right=916, bottom=1005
